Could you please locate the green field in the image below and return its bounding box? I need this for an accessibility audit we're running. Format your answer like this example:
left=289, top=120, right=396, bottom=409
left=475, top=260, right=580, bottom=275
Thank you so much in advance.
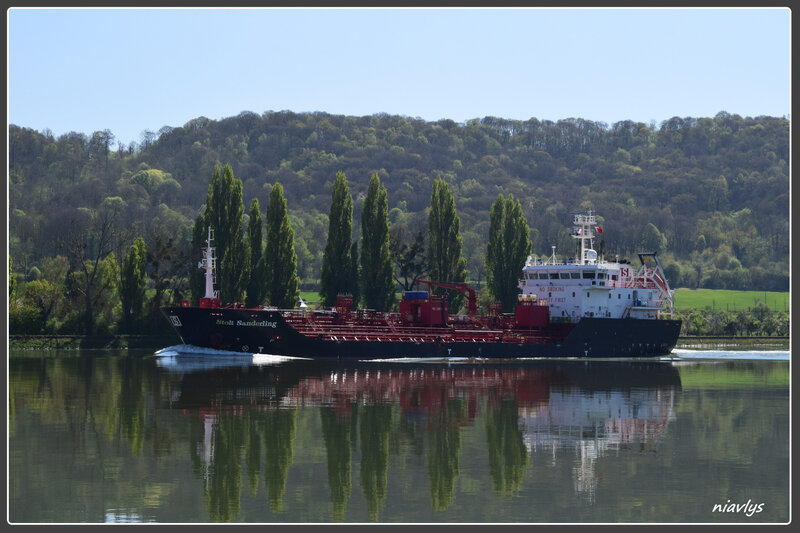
left=674, top=289, right=789, bottom=312
left=299, top=291, right=322, bottom=306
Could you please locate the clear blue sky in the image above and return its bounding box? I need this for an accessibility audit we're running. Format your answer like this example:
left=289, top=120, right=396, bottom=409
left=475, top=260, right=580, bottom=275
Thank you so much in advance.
left=8, top=7, right=791, bottom=147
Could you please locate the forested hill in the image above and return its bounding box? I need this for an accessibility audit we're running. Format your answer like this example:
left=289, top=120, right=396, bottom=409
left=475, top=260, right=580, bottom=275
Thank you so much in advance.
left=9, top=110, right=789, bottom=291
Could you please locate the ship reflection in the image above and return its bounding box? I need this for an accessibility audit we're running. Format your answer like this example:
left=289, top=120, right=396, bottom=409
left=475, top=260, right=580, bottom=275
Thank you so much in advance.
left=162, top=358, right=680, bottom=521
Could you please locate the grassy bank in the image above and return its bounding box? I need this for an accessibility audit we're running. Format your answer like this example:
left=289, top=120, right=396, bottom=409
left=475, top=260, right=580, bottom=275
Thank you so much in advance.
left=8, top=334, right=179, bottom=351
left=674, top=288, right=789, bottom=312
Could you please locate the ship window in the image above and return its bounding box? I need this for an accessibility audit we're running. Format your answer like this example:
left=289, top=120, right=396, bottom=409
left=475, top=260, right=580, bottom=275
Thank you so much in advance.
left=618, top=294, right=621, bottom=299
left=597, top=272, right=606, bottom=279
left=611, top=274, right=618, bottom=281
left=570, top=272, right=580, bottom=279
left=582, top=271, right=595, bottom=279
left=572, top=292, right=576, bottom=297
left=609, top=293, right=612, bottom=299
left=628, top=294, right=631, bottom=299
left=586, top=292, right=590, bottom=298
left=560, top=273, right=570, bottom=279
left=549, top=273, right=559, bottom=279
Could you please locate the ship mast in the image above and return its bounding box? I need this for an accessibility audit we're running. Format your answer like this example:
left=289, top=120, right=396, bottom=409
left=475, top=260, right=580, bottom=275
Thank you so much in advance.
left=571, top=211, right=599, bottom=265
left=199, top=226, right=217, bottom=300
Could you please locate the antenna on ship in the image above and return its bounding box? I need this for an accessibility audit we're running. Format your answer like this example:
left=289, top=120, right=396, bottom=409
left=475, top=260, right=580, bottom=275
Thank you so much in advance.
left=571, top=210, right=598, bottom=265
left=199, top=226, right=217, bottom=300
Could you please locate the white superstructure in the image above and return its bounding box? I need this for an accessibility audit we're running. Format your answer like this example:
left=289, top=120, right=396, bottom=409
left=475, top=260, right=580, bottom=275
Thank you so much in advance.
left=518, top=211, right=675, bottom=322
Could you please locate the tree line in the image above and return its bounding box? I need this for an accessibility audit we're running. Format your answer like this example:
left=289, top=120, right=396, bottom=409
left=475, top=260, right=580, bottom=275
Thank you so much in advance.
left=9, top=164, right=530, bottom=335
left=8, top=110, right=789, bottom=299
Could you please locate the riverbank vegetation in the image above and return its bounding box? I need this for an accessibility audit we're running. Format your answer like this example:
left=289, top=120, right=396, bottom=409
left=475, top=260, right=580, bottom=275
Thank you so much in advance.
left=9, top=110, right=788, bottom=338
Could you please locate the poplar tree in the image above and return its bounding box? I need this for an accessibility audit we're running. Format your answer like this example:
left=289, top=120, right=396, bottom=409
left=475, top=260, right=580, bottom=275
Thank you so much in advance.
left=427, top=179, right=468, bottom=312
left=350, top=240, right=361, bottom=309
left=485, top=194, right=532, bottom=312
left=320, top=171, right=355, bottom=307
left=264, top=183, right=300, bottom=309
left=360, top=173, right=395, bottom=311
left=120, top=237, right=147, bottom=332
left=245, top=198, right=268, bottom=307
left=203, top=164, right=249, bottom=303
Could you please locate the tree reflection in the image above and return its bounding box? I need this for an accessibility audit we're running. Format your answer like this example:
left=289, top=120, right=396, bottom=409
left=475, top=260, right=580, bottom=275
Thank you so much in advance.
left=245, top=415, right=261, bottom=497
left=427, top=397, right=466, bottom=511
left=263, top=408, right=297, bottom=513
left=359, top=403, right=392, bottom=521
left=118, top=357, right=145, bottom=456
left=205, top=413, right=244, bottom=522
left=320, top=406, right=353, bottom=521
left=485, top=396, right=529, bottom=495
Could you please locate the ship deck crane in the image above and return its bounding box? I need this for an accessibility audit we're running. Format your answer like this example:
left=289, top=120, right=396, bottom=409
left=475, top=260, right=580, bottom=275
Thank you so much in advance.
left=416, top=280, right=478, bottom=317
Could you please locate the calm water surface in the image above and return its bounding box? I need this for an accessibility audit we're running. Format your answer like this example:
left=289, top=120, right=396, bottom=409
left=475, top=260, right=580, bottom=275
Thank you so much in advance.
left=8, top=347, right=789, bottom=523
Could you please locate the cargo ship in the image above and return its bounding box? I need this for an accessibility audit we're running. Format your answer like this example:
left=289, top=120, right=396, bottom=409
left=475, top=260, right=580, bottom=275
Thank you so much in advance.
left=161, top=211, right=681, bottom=358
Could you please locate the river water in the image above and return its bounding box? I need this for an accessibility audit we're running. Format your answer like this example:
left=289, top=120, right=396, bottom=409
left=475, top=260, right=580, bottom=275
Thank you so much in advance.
left=8, top=346, right=790, bottom=524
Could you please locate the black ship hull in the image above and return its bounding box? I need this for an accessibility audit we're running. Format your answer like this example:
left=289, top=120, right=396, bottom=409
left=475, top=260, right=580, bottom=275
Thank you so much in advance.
left=161, top=306, right=681, bottom=359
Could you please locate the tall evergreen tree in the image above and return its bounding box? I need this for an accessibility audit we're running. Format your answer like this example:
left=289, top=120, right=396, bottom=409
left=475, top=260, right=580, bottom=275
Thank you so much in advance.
left=485, top=194, right=531, bottom=313
left=320, top=171, right=355, bottom=307
left=349, top=240, right=360, bottom=309
left=360, top=173, right=395, bottom=311
left=245, top=198, right=268, bottom=307
left=427, top=179, right=468, bottom=312
left=120, top=237, right=147, bottom=332
left=264, top=183, right=300, bottom=309
left=203, top=164, right=249, bottom=303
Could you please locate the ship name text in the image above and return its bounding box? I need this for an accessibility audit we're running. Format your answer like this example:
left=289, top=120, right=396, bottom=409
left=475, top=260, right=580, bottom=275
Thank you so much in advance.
left=215, top=319, right=278, bottom=328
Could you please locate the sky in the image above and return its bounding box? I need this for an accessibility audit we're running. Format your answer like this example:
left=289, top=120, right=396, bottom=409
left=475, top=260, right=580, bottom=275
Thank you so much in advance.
left=7, top=7, right=791, bottom=147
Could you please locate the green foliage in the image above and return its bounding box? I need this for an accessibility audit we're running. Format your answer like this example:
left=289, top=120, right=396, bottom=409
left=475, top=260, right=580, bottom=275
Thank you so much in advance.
left=320, top=172, right=356, bottom=307
left=67, top=252, right=120, bottom=335
left=485, top=194, right=531, bottom=312
left=360, top=173, right=395, bottom=311
left=245, top=198, right=267, bottom=307
left=427, top=179, right=468, bottom=312
left=676, top=302, right=788, bottom=337
left=9, top=303, right=44, bottom=334
left=350, top=240, right=361, bottom=309
left=7, top=110, right=789, bottom=321
left=264, top=183, right=300, bottom=309
left=119, top=237, right=147, bottom=333
left=390, top=227, right=427, bottom=291
left=9, top=256, right=16, bottom=301
left=204, top=164, right=249, bottom=303
left=640, top=222, right=667, bottom=254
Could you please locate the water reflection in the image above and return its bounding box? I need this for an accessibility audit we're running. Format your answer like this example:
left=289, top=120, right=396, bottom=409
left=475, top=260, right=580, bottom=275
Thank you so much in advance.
left=10, top=352, right=788, bottom=523
left=162, top=358, right=680, bottom=521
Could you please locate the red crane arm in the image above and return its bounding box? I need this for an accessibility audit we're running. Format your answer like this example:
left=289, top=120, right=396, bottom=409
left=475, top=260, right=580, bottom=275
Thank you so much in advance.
left=416, top=280, right=477, bottom=316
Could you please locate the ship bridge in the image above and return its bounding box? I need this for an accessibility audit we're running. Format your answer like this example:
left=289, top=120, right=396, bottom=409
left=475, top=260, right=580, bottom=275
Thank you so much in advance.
left=518, top=211, right=675, bottom=322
